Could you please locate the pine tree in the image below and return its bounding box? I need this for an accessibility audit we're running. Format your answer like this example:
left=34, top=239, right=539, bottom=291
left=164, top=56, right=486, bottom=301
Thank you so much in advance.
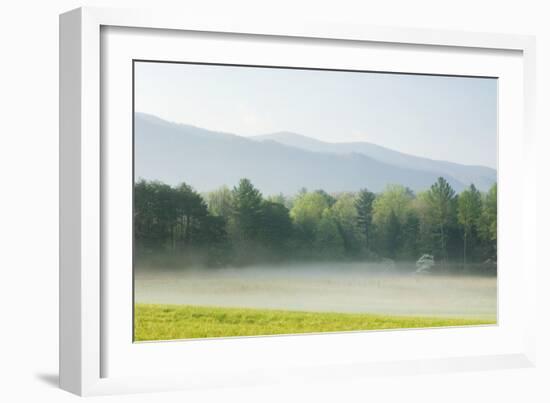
left=231, top=178, right=264, bottom=242
left=355, top=188, right=376, bottom=251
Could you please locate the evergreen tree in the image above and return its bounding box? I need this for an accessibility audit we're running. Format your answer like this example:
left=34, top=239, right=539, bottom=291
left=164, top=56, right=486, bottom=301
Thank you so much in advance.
left=231, top=178, right=264, bottom=242
left=259, top=200, right=293, bottom=252
left=425, top=177, right=457, bottom=263
left=134, top=180, right=177, bottom=251
left=174, top=182, right=210, bottom=249
left=314, top=189, right=337, bottom=207
left=355, top=189, right=376, bottom=252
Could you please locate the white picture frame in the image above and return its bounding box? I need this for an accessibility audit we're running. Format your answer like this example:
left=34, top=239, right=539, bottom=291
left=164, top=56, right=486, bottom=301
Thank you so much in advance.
left=59, top=6, right=537, bottom=396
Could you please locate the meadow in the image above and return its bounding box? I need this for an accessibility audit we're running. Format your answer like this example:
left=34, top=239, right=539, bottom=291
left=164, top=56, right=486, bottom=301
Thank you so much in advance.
left=134, top=263, right=497, bottom=341
left=134, top=303, right=494, bottom=341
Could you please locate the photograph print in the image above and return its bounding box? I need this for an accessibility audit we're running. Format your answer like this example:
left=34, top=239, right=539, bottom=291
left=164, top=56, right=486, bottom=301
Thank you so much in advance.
left=133, top=61, right=497, bottom=342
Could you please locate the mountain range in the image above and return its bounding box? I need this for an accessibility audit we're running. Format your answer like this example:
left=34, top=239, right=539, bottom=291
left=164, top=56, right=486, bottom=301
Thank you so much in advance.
left=135, top=113, right=497, bottom=195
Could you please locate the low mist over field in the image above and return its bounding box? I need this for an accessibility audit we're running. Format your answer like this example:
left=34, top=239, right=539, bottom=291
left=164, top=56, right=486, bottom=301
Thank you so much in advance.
left=135, top=263, right=497, bottom=320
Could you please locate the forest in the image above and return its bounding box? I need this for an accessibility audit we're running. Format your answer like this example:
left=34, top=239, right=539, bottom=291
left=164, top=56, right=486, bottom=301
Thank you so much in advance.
left=134, top=177, right=497, bottom=271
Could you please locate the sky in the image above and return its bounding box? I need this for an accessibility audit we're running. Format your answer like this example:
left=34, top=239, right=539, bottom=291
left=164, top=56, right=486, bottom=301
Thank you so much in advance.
left=134, top=61, right=497, bottom=169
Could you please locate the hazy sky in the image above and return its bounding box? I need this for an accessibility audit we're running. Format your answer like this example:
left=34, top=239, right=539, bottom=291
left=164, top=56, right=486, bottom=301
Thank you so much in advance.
left=135, top=61, right=497, bottom=168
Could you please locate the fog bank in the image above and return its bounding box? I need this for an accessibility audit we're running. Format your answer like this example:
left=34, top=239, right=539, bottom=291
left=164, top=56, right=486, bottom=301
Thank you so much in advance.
left=135, top=262, right=497, bottom=320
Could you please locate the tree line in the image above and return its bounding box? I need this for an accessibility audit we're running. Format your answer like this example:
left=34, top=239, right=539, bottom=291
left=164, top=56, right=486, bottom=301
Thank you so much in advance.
left=134, top=177, right=497, bottom=270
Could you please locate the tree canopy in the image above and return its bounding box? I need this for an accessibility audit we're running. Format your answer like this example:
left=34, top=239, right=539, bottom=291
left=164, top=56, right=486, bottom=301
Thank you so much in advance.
left=134, top=177, right=497, bottom=271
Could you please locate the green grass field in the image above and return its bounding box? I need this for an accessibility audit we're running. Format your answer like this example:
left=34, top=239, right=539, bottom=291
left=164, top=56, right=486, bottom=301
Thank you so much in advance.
left=134, top=304, right=495, bottom=341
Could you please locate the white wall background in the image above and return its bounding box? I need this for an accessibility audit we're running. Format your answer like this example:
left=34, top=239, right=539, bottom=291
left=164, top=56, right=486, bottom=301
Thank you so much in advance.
left=0, top=1, right=548, bottom=402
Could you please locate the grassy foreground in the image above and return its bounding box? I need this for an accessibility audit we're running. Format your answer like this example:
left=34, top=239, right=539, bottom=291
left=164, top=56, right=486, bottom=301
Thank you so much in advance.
left=134, top=304, right=495, bottom=341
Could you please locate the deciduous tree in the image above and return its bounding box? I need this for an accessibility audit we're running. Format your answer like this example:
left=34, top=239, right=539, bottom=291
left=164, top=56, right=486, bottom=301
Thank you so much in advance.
left=457, top=184, right=482, bottom=267
left=425, top=177, right=457, bottom=263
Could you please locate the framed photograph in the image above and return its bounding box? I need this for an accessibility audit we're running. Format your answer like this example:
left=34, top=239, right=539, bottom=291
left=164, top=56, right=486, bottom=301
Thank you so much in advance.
left=60, top=7, right=537, bottom=396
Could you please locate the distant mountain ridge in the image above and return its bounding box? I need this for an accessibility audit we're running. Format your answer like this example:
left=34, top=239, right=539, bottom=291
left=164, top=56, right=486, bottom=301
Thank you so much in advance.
left=134, top=113, right=496, bottom=195
left=252, top=132, right=497, bottom=191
